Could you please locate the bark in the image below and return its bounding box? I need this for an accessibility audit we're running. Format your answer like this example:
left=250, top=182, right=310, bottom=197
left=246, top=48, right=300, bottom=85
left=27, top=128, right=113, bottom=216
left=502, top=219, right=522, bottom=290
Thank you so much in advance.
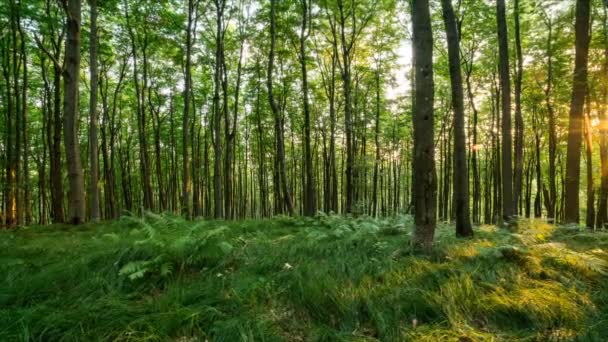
left=543, top=17, right=558, bottom=222
left=441, top=0, right=473, bottom=237
left=497, top=0, right=513, bottom=223
left=18, top=12, right=31, bottom=225
left=268, top=0, right=294, bottom=215
left=564, top=0, right=591, bottom=223
left=513, top=0, right=524, bottom=215
left=411, top=0, right=437, bottom=249
left=373, top=69, right=381, bottom=217
left=88, top=0, right=100, bottom=222
left=584, top=97, right=595, bottom=228
left=182, top=0, right=195, bottom=218
left=63, top=0, right=86, bottom=224
left=212, top=0, right=224, bottom=218
left=300, top=0, right=316, bottom=216
left=464, top=45, right=480, bottom=224
left=337, top=0, right=355, bottom=213
left=597, top=6, right=608, bottom=229
left=254, top=60, right=267, bottom=217
left=126, top=3, right=153, bottom=211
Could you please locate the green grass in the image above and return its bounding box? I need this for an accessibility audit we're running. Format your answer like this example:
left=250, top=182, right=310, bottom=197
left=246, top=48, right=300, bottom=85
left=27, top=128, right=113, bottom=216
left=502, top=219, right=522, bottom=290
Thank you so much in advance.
left=2, top=214, right=608, bottom=341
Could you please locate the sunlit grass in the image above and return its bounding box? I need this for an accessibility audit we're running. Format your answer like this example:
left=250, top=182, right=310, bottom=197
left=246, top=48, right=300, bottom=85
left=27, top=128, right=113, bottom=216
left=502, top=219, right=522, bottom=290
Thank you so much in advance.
left=1, top=215, right=608, bottom=341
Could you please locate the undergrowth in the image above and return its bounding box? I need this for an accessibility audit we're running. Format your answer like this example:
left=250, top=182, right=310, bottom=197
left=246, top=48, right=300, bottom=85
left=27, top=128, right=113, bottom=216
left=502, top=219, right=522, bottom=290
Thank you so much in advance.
left=1, top=214, right=608, bottom=341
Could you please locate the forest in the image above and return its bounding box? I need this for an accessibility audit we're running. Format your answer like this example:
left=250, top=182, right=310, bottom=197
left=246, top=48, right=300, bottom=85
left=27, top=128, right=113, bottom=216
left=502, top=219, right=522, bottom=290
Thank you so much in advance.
left=2, top=0, right=608, bottom=340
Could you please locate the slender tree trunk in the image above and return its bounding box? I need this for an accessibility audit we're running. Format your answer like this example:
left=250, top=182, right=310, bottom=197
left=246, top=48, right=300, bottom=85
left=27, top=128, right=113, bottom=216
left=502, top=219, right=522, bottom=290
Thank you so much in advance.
left=513, top=0, right=524, bottom=215
left=441, top=0, right=473, bottom=237
left=584, top=96, right=595, bottom=228
left=268, top=0, right=294, bottom=215
left=373, top=68, right=381, bottom=217
left=212, top=0, right=224, bottom=218
left=564, top=0, right=591, bottom=223
left=597, top=6, right=608, bottom=229
left=51, top=63, right=64, bottom=223
left=411, top=0, right=437, bottom=249
left=17, top=15, right=31, bottom=225
left=62, top=0, right=86, bottom=224
left=182, top=0, right=194, bottom=218
left=88, top=0, right=100, bottom=222
left=497, top=0, right=513, bottom=223
left=300, top=0, right=315, bottom=216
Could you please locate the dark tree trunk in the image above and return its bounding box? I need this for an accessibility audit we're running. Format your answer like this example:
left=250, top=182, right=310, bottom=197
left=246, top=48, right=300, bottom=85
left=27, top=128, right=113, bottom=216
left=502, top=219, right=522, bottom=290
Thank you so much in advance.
left=513, top=0, right=524, bottom=216
left=597, top=6, right=608, bottom=229
left=212, top=0, right=224, bottom=218
left=411, top=0, right=437, bottom=249
left=497, top=0, right=513, bottom=223
left=88, top=0, right=100, bottom=222
left=51, top=63, right=64, bottom=223
left=268, top=0, right=294, bottom=215
left=182, top=0, right=195, bottom=218
left=584, top=97, right=595, bottom=228
left=300, top=0, right=315, bottom=216
left=564, top=0, right=591, bottom=223
left=63, top=0, right=86, bottom=224
left=441, top=0, right=473, bottom=237
left=373, top=69, right=381, bottom=217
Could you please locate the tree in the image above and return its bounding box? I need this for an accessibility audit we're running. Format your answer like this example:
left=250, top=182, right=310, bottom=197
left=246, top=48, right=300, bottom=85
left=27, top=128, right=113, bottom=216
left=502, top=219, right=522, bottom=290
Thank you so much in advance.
left=496, top=0, right=513, bottom=223
left=411, top=0, right=437, bottom=249
left=212, top=0, right=224, bottom=218
left=299, top=0, right=315, bottom=217
left=440, top=0, right=473, bottom=237
left=598, top=5, right=608, bottom=229
left=182, top=0, right=196, bottom=218
left=63, top=0, right=86, bottom=224
left=88, top=0, right=100, bottom=222
left=513, top=0, right=524, bottom=215
left=268, top=0, right=294, bottom=215
left=564, top=0, right=591, bottom=224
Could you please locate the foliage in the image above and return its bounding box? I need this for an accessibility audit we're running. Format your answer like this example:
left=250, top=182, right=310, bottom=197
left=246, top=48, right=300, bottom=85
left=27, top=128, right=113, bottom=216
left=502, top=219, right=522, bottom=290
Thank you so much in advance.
left=2, top=216, right=608, bottom=341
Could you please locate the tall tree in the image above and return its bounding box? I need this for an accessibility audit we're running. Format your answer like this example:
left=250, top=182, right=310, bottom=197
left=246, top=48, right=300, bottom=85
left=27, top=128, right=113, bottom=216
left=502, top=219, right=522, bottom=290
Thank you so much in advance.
left=411, top=0, right=437, bottom=249
left=440, top=0, right=473, bottom=237
left=268, top=0, right=294, bottom=215
left=88, top=0, right=100, bottom=222
left=496, top=0, right=513, bottom=223
left=541, top=11, right=558, bottom=222
left=300, top=0, right=315, bottom=216
left=62, top=0, right=86, bottom=224
left=598, top=5, right=608, bottom=229
left=564, top=0, right=591, bottom=223
left=513, top=0, right=524, bottom=215
left=182, top=0, right=196, bottom=218
left=212, top=0, right=224, bottom=218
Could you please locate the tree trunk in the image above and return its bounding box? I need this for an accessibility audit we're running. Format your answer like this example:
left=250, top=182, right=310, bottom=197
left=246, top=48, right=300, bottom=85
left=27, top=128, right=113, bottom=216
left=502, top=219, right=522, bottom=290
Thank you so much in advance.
left=411, top=0, right=437, bottom=249
left=597, top=6, right=608, bottom=229
left=182, top=0, right=194, bottom=218
left=63, top=0, right=86, bottom=224
left=51, top=63, right=64, bottom=223
left=497, top=0, right=513, bottom=223
left=373, top=69, right=381, bottom=217
left=441, top=0, right=473, bottom=237
left=88, top=0, right=100, bottom=222
left=268, top=0, right=294, bottom=215
left=300, top=0, right=315, bottom=216
left=513, top=0, right=524, bottom=216
left=213, top=0, right=224, bottom=218
left=584, top=97, right=595, bottom=228
left=564, top=0, right=591, bottom=223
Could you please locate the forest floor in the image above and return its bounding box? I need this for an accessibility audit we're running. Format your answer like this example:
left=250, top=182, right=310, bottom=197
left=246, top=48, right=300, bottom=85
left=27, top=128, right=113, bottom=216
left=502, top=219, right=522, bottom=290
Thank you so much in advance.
left=1, top=215, right=608, bottom=341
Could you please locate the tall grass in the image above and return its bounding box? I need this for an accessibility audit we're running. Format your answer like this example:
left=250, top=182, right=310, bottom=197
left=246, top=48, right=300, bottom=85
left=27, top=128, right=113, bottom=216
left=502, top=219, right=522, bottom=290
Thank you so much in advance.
left=1, top=214, right=608, bottom=341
